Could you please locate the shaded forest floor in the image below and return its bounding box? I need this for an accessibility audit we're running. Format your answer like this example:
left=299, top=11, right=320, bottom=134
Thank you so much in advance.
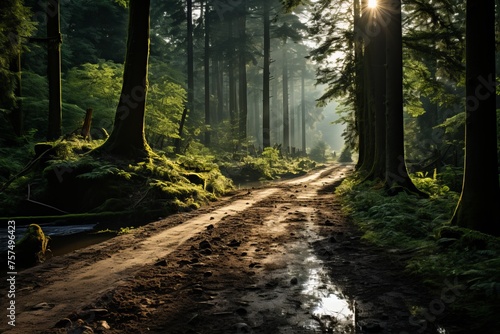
left=0, top=163, right=467, bottom=333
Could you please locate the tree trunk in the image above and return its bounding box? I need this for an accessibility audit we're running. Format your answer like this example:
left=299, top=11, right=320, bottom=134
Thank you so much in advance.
left=384, top=0, right=425, bottom=196
left=47, top=0, right=62, bottom=140
left=353, top=0, right=364, bottom=169
left=290, top=69, right=295, bottom=150
left=175, top=0, right=194, bottom=154
left=81, top=108, right=93, bottom=140
left=271, top=68, right=279, bottom=145
left=175, top=108, right=188, bottom=153
left=215, top=60, right=224, bottom=125
left=97, top=0, right=151, bottom=159
left=368, top=8, right=386, bottom=181
left=228, top=20, right=237, bottom=139
left=253, top=90, right=261, bottom=148
left=359, top=11, right=375, bottom=175
left=301, top=66, right=306, bottom=153
left=186, top=0, right=194, bottom=116
left=238, top=1, right=248, bottom=142
left=282, top=45, right=290, bottom=154
left=452, top=0, right=500, bottom=235
left=9, top=51, right=22, bottom=136
left=204, top=1, right=211, bottom=146
left=262, top=1, right=271, bottom=148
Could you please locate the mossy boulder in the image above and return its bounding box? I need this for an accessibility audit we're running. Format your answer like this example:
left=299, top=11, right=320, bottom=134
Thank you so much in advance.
left=16, top=224, right=50, bottom=266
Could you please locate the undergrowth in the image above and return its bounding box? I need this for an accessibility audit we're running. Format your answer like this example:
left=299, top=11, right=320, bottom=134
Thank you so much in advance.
left=0, top=136, right=234, bottom=217
left=336, top=173, right=500, bottom=332
left=1, top=138, right=318, bottom=219
left=218, top=147, right=318, bottom=183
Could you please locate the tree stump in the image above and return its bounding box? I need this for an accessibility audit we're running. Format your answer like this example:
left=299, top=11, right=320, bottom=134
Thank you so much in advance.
left=81, top=108, right=93, bottom=141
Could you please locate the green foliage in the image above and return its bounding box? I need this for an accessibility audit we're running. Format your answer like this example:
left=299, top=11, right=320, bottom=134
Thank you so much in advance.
left=63, top=61, right=123, bottom=135
left=0, top=0, right=36, bottom=111
left=435, top=165, right=463, bottom=192
left=309, top=141, right=329, bottom=162
left=61, top=0, right=128, bottom=67
left=145, top=78, right=186, bottom=150
left=411, top=171, right=451, bottom=198
left=219, top=147, right=316, bottom=183
left=20, top=58, right=188, bottom=148
left=0, top=131, right=35, bottom=181
left=117, top=226, right=134, bottom=235
left=337, top=172, right=500, bottom=330
left=337, top=146, right=353, bottom=163
left=434, top=112, right=466, bottom=148
left=1, top=136, right=234, bottom=216
left=402, top=58, right=429, bottom=117
left=242, top=147, right=284, bottom=180
left=95, top=226, right=135, bottom=235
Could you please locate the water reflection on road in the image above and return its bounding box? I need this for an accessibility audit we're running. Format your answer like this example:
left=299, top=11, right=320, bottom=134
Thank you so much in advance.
left=300, top=255, right=355, bottom=333
left=0, top=223, right=96, bottom=252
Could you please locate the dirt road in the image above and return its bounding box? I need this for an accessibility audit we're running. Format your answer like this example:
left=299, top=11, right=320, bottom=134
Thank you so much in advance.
left=1, top=163, right=451, bottom=333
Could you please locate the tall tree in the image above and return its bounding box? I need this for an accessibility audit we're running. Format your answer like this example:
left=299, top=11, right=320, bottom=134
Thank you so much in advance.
left=262, top=0, right=271, bottom=148
left=46, top=0, right=62, bottom=140
left=301, top=64, right=306, bottom=153
left=186, top=0, right=194, bottom=115
left=451, top=0, right=500, bottom=235
left=282, top=43, right=290, bottom=153
left=97, top=0, right=151, bottom=159
left=228, top=16, right=237, bottom=135
left=238, top=0, right=248, bottom=141
left=357, top=0, right=376, bottom=175
left=204, top=0, right=211, bottom=146
left=353, top=0, right=365, bottom=169
left=384, top=0, right=424, bottom=196
left=363, top=2, right=386, bottom=181
left=174, top=0, right=194, bottom=153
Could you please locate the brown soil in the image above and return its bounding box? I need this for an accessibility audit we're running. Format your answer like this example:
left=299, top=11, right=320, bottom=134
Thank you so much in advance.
left=1, top=163, right=459, bottom=334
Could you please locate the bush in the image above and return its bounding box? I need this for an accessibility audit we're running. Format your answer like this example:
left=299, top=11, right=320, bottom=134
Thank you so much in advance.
left=337, top=146, right=353, bottom=163
left=309, top=141, right=329, bottom=162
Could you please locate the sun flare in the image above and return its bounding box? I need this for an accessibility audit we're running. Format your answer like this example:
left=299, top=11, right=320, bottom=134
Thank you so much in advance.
left=368, top=0, right=377, bottom=8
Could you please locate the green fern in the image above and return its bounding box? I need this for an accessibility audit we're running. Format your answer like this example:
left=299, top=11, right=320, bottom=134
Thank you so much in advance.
left=77, top=165, right=133, bottom=180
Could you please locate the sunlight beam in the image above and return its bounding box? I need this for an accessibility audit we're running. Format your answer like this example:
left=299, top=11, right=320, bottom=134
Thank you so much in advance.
left=368, top=0, right=377, bottom=8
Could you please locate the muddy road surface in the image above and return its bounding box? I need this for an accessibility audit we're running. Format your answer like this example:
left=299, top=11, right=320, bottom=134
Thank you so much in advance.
left=1, top=163, right=452, bottom=334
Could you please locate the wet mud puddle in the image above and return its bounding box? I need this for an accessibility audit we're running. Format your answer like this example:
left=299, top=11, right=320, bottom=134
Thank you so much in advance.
left=231, top=214, right=355, bottom=333
left=209, top=166, right=357, bottom=333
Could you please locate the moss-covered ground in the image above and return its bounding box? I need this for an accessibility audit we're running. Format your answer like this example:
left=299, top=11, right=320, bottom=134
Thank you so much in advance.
left=0, top=137, right=320, bottom=224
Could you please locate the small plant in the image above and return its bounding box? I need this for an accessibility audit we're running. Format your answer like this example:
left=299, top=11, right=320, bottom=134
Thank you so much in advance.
left=117, top=226, right=134, bottom=235
left=337, top=146, right=353, bottom=163
left=309, top=141, right=329, bottom=162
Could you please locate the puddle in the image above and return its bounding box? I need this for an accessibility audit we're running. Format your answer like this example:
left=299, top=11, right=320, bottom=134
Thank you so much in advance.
left=235, top=204, right=355, bottom=333
left=0, top=223, right=97, bottom=252
left=300, top=256, right=355, bottom=332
